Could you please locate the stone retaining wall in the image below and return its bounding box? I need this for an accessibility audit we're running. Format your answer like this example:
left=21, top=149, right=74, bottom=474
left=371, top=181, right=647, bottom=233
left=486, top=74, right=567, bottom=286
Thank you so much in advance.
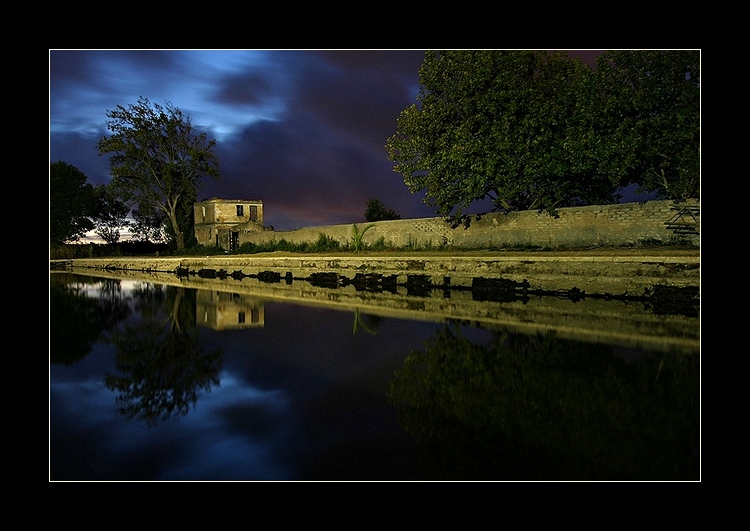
left=238, top=199, right=700, bottom=250
left=62, top=250, right=700, bottom=296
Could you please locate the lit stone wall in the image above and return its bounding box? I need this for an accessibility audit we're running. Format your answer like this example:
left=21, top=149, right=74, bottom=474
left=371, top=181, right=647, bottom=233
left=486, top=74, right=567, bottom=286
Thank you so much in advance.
left=236, top=199, right=700, bottom=250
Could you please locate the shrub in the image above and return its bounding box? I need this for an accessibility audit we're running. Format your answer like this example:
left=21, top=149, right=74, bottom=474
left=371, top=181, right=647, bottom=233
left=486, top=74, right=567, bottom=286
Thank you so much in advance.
left=368, top=236, right=389, bottom=251
left=311, top=233, right=340, bottom=252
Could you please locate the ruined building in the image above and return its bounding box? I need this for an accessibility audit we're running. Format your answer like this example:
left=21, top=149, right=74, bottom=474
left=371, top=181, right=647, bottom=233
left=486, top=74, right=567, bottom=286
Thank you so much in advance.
left=194, top=198, right=264, bottom=250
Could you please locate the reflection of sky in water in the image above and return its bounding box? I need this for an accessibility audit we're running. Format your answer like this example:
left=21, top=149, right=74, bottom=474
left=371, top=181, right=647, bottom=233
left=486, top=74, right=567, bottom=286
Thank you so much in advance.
left=71, top=278, right=148, bottom=299
left=149, top=372, right=294, bottom=481
left=51, top=366, right=296, bottom=481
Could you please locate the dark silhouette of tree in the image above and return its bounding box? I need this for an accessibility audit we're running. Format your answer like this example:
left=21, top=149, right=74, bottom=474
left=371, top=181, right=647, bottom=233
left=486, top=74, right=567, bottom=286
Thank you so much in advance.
left=129, top=207, right=167, bottom=243
left=92, top=184, right=131, bottom=245
left=365, top=198, right=401, bottom=222
left=388, top=324, right=699, bottom=480
left=50, top=161, right=97, bottom=245
left=105, top=285, right=222, bottom=425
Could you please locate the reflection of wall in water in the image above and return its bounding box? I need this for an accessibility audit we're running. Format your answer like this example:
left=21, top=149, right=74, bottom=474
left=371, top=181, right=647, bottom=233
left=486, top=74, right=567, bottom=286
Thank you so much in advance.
left=196, top=290, right=265, bottom=330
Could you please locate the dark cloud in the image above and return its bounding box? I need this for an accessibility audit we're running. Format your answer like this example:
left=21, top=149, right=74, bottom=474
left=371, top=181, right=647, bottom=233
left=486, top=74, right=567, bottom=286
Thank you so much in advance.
left=214, top=71, right=272, bottom=106
left=49, top=50, right=96, bottom=85
left=49, top=130, right=111, bottom=186
left=206, top=105, right=434, bottom=231
left=292, top=51, right=424, bottom=156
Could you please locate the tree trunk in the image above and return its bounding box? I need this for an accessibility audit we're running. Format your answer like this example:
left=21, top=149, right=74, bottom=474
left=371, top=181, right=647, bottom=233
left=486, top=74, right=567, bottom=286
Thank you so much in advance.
left=168, top=209, right=185, bottom=251
left=175, top=230, right=185, bottom=251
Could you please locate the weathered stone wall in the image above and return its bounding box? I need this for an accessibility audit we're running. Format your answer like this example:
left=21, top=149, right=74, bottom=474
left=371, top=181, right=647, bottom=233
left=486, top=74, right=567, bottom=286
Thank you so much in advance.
left=237, top=199, right=700, bottom=249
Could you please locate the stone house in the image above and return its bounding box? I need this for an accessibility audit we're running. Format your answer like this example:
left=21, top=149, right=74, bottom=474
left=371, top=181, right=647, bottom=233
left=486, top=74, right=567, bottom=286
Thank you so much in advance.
left=194, top=198, right=264, bottom=250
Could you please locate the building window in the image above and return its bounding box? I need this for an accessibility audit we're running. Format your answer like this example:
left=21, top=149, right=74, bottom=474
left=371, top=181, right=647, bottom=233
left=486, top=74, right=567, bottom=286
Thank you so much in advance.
left=236, top=205, right=244, bottom=216
left=249, top=205, right=258, bottom=221
left=238, top=312, right=246, bottom=324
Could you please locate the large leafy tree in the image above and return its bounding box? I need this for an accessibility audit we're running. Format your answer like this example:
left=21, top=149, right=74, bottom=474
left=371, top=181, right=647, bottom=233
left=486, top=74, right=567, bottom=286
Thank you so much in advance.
left=386, top=50, right=615, bottom=221
left=50, top=160, right=97, bottom=245
left=97, top=97, right=220, bottom=251
left=387, top=50, right=700, bottom=221
left=589, top=50, right=700, bottom=201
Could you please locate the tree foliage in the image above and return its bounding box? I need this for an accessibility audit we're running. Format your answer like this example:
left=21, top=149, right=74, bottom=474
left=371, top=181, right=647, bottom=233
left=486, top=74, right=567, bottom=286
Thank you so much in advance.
left=386, top=51, right=610, bottom=220
left=386, top=50, right=700, bottom=221
left=129, top=207, right=167, bottom=243
left=97, top=97, right=220, bottom=250
left=365, top=198, right=401, bottom=221
left=589, top=50, right=700, bottom=201
left=92, top=184, right=131, bottom=245
left=50, top=160, right=97, bottom=245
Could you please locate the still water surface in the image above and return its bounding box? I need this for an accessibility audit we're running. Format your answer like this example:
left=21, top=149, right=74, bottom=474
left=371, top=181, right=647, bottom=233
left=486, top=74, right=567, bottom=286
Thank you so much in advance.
left=49, top=271, right=700, bottom=481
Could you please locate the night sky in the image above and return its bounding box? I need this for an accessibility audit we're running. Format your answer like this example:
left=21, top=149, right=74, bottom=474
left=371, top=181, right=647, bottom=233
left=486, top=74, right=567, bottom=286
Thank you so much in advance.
left=49, top=49, right=603, bottom=235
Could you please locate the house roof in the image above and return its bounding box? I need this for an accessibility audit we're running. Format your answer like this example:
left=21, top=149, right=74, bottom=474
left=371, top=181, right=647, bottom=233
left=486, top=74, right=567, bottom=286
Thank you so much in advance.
left=197, top=198, right=263, bottom=204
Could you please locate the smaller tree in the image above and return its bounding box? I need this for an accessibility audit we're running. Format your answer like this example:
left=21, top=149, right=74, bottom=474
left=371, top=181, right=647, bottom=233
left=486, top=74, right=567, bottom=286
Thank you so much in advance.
left=92, top=184, right=131, bottom=245
left=365, top=198, right=401, bottom=222
left=50, top=160, right=97, bottom=245
left=129, top=207, right=167, bottom=243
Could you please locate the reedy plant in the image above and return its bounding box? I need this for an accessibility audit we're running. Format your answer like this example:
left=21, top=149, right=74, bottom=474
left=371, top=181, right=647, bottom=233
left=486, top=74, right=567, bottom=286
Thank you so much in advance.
left=351, top=223, right=376, bottom=252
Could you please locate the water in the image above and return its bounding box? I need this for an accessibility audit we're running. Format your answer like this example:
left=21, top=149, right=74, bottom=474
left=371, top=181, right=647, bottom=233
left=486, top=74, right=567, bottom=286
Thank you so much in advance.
left=49, top=271, right=700, bottom=481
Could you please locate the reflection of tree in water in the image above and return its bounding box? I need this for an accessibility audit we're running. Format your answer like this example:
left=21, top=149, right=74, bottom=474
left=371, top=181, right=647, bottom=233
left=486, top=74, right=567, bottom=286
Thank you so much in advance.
left=387, top=324, right=699, bottom=481
left=105, top=285, right=222, bottom=426
left=50, top=275, right=132, bottom=365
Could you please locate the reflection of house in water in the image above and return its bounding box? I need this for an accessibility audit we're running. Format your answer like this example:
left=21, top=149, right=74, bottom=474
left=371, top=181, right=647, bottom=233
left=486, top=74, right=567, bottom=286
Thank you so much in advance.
left=196, top=290, right=265, bottom=330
